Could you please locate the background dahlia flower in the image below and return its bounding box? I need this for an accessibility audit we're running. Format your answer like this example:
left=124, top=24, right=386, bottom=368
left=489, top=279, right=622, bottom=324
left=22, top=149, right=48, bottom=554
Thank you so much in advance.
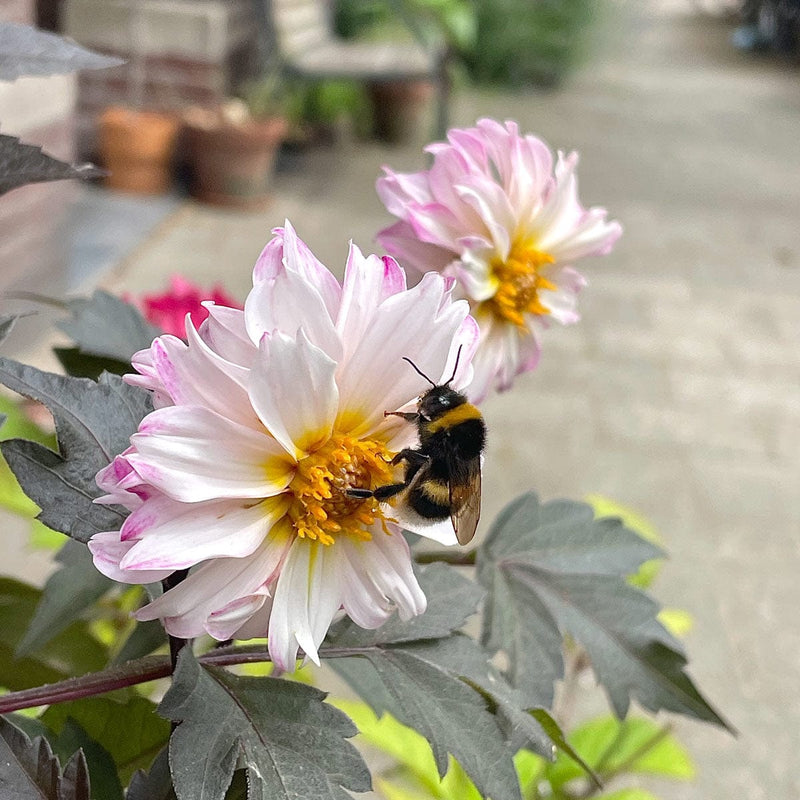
left=89, top=222, right=478, bottom=670
left=377, top=117, right=622, bottom=400
left=127, top=274, right=242, bottom=338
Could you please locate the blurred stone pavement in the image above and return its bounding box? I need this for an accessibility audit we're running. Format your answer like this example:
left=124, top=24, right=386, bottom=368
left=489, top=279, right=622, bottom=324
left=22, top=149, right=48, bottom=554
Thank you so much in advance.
left=2, top=1, right=798, bottom=798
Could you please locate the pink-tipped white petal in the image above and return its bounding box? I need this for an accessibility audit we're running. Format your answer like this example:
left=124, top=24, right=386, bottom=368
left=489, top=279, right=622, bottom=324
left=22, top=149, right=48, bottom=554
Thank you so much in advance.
left=148, top=324, right=260, bottom=430
left=128, top=406, right=294, bottom=502
left=135, top=525, right=292, bottom=638
left=119, top=494, right=288, bottom=570
left=88, top=531, right=173, bottom=583
left=245, top=226, right=342, bottom=361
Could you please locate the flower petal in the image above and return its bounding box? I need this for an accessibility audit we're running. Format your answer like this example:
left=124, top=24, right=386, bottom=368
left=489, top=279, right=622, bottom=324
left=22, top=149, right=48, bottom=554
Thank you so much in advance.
left=88, top=531, right=173, bottom=583
left=336, top=272, right=470, bottom=437
left=249, top=329, right=339, bottom=458
left=339, top=528, right=426, bottom=627
left=199, top=303, right=257, bottom=368
left=149, top=323, right=260, bottom=430
left=119, top=494, right=289, bottom=570
left=335, top=244, right=407, bottom=363
left=245, top=225, right=342, bottom=361
left=268, top=538, right=343, bottom=670
left=135, top=525, right=292, bottom=638
left=128, top=406, right=294, bottom=502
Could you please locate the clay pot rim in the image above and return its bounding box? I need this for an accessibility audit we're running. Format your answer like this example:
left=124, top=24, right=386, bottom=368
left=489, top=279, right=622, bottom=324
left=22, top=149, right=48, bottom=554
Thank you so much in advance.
left=182, top=106, right=288, bottom=137
left=100, top=105, right=180, bottom=132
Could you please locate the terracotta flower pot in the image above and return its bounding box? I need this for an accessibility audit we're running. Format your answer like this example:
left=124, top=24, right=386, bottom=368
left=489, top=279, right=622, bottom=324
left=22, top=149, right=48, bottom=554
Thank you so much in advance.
left=98, top=107, right=179, bottom=195
left=367, top=80, right=434, bottom=144
left=183, top=107, right=288, bottom=208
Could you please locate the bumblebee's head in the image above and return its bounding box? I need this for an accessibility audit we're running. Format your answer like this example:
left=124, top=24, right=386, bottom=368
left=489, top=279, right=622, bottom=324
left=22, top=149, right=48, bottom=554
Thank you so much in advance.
left=401, top=349, right=468, bottom=420
left=418, top=384, right=467, bottom=421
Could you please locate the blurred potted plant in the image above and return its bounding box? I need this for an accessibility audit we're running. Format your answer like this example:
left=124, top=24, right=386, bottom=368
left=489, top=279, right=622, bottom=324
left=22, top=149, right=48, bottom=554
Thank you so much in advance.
left=97, top=3, right=179, bottom=194
left=182, top=75, right=288, bottom=208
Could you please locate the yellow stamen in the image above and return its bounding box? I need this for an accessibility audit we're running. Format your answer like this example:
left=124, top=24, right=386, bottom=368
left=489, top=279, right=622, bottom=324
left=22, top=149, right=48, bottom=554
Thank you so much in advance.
left=286, top=433, right=396, bottom=546
left=482, top=240, right=556, bottom=327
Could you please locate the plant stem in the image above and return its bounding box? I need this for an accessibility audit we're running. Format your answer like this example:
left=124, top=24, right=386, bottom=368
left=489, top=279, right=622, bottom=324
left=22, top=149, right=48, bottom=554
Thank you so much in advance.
left=161, top=569, right=189, bottom=672
left=0, top=655, right=172, bottom=713
left=414, top=548, right=476, bottom=565
left=0, top=644, right=382, bottom=714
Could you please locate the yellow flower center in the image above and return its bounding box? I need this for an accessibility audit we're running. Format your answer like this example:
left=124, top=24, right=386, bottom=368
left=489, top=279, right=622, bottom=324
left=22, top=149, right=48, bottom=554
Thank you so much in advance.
left=482, top=241, right=556, bottom=327
left=286, top=433, right=395, bottom=546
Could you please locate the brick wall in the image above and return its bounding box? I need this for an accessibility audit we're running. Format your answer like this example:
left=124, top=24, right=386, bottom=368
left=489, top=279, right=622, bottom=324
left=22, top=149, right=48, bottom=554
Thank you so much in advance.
left=64, top=0, right=260, bottom=160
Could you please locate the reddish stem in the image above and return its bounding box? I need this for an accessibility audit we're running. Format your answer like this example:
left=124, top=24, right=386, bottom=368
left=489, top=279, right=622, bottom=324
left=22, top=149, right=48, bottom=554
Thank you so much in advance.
left=0, top=644, right=376, bottom=714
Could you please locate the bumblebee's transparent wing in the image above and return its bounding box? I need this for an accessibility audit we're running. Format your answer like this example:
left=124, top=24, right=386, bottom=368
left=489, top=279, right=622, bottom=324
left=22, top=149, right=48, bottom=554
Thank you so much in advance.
left=449, top=457, right=481, bottom=545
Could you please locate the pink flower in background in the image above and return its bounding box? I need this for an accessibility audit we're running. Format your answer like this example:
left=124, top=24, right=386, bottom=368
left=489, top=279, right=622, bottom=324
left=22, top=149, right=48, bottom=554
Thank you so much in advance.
left=89, top=222, right=478, bottom=670
left=132, top=275, right=242, bottom=337
left=377, top=118, right=622, bottom=400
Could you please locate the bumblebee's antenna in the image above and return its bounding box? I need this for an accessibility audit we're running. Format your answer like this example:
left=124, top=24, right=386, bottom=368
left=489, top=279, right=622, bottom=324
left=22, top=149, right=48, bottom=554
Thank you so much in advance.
left=402, top=357, right=436, bottom=387
left=445, top=345, right=463, bottom=385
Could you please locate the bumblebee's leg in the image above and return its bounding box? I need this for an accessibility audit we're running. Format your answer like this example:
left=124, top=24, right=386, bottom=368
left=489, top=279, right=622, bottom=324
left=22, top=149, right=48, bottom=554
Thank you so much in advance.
left=345, top=484, right=406, bottom=500
left=372, top=483, right=407, bottom=501
left=390, top=449, right=430, bottom=467
left=346, top=488, right=374, bottom=499
left=385, top=411, right=419, bottom=423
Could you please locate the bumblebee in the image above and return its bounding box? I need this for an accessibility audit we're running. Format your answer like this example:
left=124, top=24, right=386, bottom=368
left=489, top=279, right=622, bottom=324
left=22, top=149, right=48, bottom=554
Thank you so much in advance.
left=350, top=353, right=485, bottom=545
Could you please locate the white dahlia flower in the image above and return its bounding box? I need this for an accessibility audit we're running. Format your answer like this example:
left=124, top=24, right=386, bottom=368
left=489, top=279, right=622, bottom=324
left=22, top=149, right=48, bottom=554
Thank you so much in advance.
left=377, top=118, right=622, bottom=399
left=89, top=222, right=478, bottom=670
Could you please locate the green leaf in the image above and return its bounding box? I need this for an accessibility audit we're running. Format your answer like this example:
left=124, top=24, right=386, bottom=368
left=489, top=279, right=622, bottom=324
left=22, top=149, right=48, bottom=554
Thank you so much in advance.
left=513, top=748, right=545, bottom=796
left=17, top=540, right=113, bottom=657
left=335, top=633, right=548, bottom=800
left=0, top=394, right=57, bottom=525
left=330, top=699, right=442, bottom=795
left=328, top=562, right=484, bottom=646
left=376, top=779, right=436, bottom=800
left=113, top=620, right=167, bottom=665
left=61, top=750, right=92, bottom=800
left=41, top=696, right=170, bottom=785
left=477, top=493, right=728, bottom=727
left=586, top=494, right=663, bottom=589
left=333, top=699, right=483, bottom=800
left=50, top=718, right=123, bottom=800
left=545, top=716, right=694, bottom=790
left=657, top=608, right=693, bottom=639
left=159, top=649, right=371, bottom=800
left=0, top=23, right=123, bottom=81
left=0, top=716, right=91, bottom=799
left=0, top=361, right=151, bottom=542
left=529, top=709, right=600, bottom=789
left=0, top=578, right=106, bottom=690
left=0, top=134, right=102, bottom=195
left=54, top=349, right=132, bottom=380
left=125, top=748, right=175, bottom=800
left=58, top=291, right=160, bottom=364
